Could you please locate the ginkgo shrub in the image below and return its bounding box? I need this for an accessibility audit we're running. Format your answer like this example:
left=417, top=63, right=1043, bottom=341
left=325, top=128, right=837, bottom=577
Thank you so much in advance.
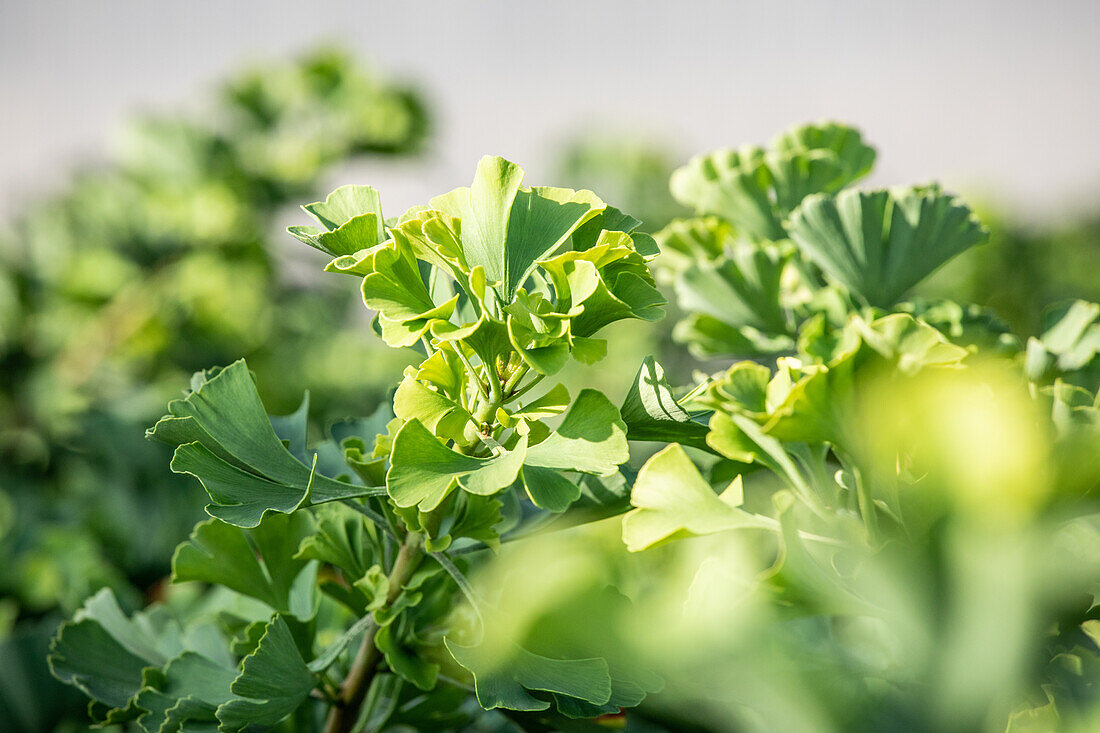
left=48, top=123, right=1100, bottom=733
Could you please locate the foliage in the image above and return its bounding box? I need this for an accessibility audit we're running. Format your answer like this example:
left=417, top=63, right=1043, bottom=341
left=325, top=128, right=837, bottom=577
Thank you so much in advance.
left=48, top=121, right=1100, bottom=733
left=49, top=156, right=666, bottom=732
left=0, top=48, right=428, bottom=732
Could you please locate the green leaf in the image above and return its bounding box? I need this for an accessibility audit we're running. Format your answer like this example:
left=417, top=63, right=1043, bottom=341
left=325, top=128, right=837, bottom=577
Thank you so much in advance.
left=520, top=465, right=581, bottom=513
left=268, top=392, right=310, bottom=464
left=619, top=356, right=710, bottom=449
left=216, top=616, right=317, bottom=730
left=392, top=365, right=472, bottom=442
left=448, top=493, right=505, bottom=550
left=671, top=238, right=795, bottom=356
left=353, top=565, right=391, bottom=612
left=48, top=589, right=175, bottom=714
left=47, top=592, right=237, bottom=731
left=622, top=444, right=771, bottom=551
left=295, top=502, right=375, bottom=580
left=764, top=314, right=968, bottom=446
left=524, top=389, right=628, bottom=475
left=672, top=313, right=795, bottom=359
left=771, top=120, right=877, bottom=188
left=375, top=624, right=439, bottom=691
left=788, top=186, right=989, bottom=307
left=148, top=360, right=383, bottom=527
left=133, top=651, right=236, bottom=733
left=429, top=156, right=605, bottom=301
left=172, top=514, right=317, bottom=618
left=387, top=419, right=528, bottom=511
left=445, top=638, right=612, bottom=712
left=289, top=185, right=387, bottom=257
left=511, top=382, right=570, bottom=422
left=670, top=122, right=875, bottom=241
left=539, top=235, right=665, bottom=339
left=303, top=185, right=384, bottom=231
left=1026, top=300, right=1100, bottom=390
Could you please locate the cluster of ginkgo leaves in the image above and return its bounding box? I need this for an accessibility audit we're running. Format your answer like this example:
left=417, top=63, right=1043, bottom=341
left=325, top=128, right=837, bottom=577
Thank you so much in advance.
left=48, top=123, right=1100, bottom=733
left=48, top=156, right=666, bottom=733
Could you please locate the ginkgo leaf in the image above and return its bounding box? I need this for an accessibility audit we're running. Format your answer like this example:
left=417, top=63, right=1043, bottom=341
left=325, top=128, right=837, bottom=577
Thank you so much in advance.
left=375, top=624, right=439, bottom=691
left=1026, top=300, right=1100, bottom=389
left=770, top=120, right=876, bottom=189
left=520, top=465, right=581, bottom=513
left=673, top=313, right=796, bottom=359
left=429, top=156, right=606, bottom=301
left=675, top=244, right=789, bottom=334
left=147, top=360, right=384, bottom=527
left=295, top=502, right=376, bottom=580
left=524, top=390, right=628, bottom=476
left=288, top=185, right=387, bottom=256
left=216, top=616, right=317, bottom=730
left=765, top=314, right=969, bottom=446
left=670, top=121, right=875, bottom=241
left=392, top=366, right=473, bottom=442
left=133, top=651, right=236, bottom=733
left=387, top=419, right=528, bottom=511
left=656, top=214, right=798, bottom=358
left=656, top=216, right=729, bottom=266
left=445, top=638, right=612, bottom=712
left=788, top=186, right=989, bottom=307
left=622, top=444, right=772, bottom=551
left=47, top=590, right=239, bottom=731
left=619, top=356, right=710, bottom=449
left=48, top=589, right=177, bottom=716
left=172, top=514, right=317, bottom=619
left=329, top=236, right=459, bottom=348
left=268, top=392, right=311, bottom=463
left=539, top=232, right=665, bottom=338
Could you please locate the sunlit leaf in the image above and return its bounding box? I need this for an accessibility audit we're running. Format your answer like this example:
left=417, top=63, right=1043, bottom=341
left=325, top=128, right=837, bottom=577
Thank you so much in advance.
left=788, top=186, right=988, bottom=307
left=387, top=419, right=528, bottom=511
left=622, top=444, right=770, bottom=551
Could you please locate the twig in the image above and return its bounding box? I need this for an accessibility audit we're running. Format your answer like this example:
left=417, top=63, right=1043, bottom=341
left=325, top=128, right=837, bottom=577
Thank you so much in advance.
left=322, top=533, right=425, bottom=733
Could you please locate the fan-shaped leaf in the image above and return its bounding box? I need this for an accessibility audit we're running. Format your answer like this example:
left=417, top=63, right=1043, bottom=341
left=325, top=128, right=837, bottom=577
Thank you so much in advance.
left=788, top=186, right=988, bottom=307
left=429, top=156, right=606, bottom=301
left=216, top=616, right=316, bottom=730
left=172, top=514, right=317, bottom=618
left=147, top=360, right=384, bottom=527
left=387, top=419, right=528, bottom=511
left=622, top=444, right=771, bottom=551
left=670, top=121, right=875, bottom=241
left=445, top=638, right=611, bottom=713
left=619, top=356, right=710, bottom=449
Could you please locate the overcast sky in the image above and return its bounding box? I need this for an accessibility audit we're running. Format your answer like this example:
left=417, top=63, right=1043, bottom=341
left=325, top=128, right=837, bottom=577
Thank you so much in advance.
left=2, top=0, right=1097, bottom=222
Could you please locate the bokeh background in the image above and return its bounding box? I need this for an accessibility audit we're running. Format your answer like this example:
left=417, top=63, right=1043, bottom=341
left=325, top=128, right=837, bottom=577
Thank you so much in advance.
left=4, top=0, right=1100, bottom=219
left=1, top=2, right=1098, bottom=731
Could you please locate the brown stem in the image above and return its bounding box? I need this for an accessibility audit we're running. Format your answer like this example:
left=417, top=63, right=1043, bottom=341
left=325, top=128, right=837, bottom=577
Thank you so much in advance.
left=323, top=532, right=425, bottom=733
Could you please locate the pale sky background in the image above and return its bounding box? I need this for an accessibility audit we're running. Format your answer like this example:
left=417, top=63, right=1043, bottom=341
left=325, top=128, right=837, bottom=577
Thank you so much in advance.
left=1, top=0, right=1098, bottom=223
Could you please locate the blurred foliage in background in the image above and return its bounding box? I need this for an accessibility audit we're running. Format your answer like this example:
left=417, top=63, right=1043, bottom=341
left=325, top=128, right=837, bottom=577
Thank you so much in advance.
left=923, top=210, right=1100, bottom=337
left=0, top=48, right=428, bottom=731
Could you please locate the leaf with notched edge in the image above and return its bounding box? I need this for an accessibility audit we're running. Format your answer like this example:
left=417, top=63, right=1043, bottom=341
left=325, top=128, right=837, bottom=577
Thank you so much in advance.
left=148, top=360, right=384, bottom=528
